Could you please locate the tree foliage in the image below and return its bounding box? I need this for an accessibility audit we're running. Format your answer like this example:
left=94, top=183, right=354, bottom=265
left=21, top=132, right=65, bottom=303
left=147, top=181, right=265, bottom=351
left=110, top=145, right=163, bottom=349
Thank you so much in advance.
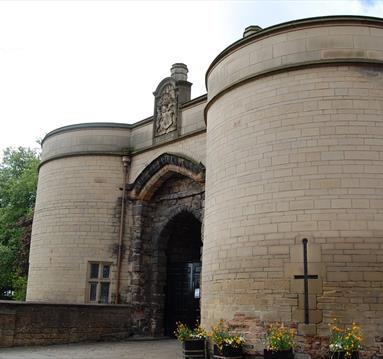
left=0, top=147, right=40, bottom=300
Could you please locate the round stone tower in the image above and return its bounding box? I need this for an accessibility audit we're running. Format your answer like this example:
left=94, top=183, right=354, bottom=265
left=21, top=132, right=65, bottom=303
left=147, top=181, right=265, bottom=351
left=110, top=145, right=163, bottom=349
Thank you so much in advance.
left=27, top=123, right=131, bottom=303
left=203, top=16, right=383, bottom=357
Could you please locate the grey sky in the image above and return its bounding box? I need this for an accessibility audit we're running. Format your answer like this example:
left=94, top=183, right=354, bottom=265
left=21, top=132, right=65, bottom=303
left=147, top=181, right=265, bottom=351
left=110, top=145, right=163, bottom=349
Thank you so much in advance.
left=0, top=0, right=382, bottom=155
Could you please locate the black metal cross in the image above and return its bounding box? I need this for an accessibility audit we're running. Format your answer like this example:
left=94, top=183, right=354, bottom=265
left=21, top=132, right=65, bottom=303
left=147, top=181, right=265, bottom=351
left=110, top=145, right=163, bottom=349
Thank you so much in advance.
left=294, top=238, right=318, bottom=324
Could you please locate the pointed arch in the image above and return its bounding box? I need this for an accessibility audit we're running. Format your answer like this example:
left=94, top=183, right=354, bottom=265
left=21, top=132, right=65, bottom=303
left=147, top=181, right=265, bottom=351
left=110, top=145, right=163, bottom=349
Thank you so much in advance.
left=128, top=153, right=205, bottom=201
left=153, top=205, right=203, bottom=249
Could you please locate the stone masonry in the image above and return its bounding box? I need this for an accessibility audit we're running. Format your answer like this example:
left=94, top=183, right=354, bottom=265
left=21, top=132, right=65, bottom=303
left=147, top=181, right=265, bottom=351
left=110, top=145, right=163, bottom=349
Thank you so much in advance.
left=15, top=16, right=383, bottom=357
left=0, top=301, right=146, bottom=347
left=203, top=17, right=383, bottom=358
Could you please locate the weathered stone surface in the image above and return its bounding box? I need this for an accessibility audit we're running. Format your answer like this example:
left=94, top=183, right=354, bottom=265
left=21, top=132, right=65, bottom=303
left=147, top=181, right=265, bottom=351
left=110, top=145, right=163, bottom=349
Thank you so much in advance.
left=0, top=301, right=145, bottom=348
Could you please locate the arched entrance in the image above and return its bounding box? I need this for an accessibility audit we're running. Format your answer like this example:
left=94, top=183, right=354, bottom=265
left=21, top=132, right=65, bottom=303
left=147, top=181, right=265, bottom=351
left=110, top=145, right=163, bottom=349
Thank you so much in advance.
left=126, top=153, right=205, bottom=336
left=161, top=211, right=202, bottom=335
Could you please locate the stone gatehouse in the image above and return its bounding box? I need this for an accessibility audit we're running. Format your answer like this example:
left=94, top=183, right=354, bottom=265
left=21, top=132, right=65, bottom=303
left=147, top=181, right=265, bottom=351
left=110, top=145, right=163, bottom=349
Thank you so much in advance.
left=24, top=16, right=383, bottom=358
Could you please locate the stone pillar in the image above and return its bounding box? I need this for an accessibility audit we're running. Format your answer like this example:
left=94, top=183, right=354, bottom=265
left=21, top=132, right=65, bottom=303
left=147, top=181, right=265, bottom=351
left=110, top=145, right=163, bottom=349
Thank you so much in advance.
left=129, top=200, right=145, bottom=305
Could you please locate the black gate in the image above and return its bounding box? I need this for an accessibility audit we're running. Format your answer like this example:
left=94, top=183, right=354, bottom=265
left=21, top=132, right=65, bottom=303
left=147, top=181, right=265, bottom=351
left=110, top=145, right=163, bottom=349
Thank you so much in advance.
left=165, top=262, right=201, bottom=335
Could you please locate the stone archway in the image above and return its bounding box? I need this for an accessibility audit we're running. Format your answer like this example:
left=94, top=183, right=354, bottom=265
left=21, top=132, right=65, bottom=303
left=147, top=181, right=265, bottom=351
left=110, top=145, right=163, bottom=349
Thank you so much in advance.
left=128, top=153, right=205, bottom=201
left=125, top=153, right=205, bottom=336
left=145, top=175, right=204, bottom=336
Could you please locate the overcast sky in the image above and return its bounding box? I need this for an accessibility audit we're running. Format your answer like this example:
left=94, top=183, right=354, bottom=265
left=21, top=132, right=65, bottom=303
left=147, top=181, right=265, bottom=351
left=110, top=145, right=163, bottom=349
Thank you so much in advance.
left=1, top=0, right=382, bottom=155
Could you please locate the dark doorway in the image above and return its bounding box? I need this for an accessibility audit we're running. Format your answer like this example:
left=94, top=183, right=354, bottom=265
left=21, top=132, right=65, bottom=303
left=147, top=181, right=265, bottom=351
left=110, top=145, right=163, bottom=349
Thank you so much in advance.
left=164, top=211, right=202, bottom=336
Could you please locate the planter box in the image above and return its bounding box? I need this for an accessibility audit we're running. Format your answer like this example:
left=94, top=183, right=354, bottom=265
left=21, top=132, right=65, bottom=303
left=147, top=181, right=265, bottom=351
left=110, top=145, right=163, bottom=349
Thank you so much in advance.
left=182, top=339, right=205, bottom=359
left=213, top=345, right=243, bottom=359
left=264, top=349, right=294, bottom=359
left=330, top=352, right=360, bottom=359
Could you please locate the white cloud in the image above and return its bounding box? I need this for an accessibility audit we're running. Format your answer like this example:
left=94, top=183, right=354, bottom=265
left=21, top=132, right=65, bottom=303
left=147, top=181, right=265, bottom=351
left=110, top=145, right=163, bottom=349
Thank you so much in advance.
left=0, top=0, right=381, bottom=154
left=0, top=0, right=228, bottom=153
left=225, top=0, right=383, bottom=40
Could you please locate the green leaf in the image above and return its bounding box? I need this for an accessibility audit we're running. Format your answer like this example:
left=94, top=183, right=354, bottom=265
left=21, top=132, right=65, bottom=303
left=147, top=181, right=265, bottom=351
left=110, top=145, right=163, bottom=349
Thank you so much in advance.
left=0, top=146, right=40, bottom=299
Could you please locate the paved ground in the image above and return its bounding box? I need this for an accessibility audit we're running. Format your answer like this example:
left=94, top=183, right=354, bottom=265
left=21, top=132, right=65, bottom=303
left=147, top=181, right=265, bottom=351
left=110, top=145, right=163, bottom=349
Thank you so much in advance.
left=0, top=339, right=181, bottom=359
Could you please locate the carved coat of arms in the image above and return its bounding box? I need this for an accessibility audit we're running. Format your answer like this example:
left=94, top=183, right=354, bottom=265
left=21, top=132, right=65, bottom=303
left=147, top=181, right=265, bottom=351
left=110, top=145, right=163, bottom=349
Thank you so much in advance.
left=155, top=84, right=177, bottom=136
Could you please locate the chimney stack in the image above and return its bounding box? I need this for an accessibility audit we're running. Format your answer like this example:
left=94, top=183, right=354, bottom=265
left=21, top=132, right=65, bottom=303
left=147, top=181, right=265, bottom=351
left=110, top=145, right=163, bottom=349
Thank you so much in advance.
left=171, top=63, right=192, bottom=104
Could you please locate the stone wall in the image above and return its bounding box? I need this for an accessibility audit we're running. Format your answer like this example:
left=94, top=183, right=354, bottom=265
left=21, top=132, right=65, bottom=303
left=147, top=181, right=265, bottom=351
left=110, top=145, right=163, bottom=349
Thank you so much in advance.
left=40, top=100, right=206, bottom=163
left=41, top=125, right=132, bottom=162
left=207, top=18, right=383, bottom=101
left=203, top=17, right=383, bottom=359
left=27, top=156, right=123, bottom=303
left=0, top=301, right=146, bottom=347
left=180, top=99, right=206, bottom=136
left=129, top=132, right=206, bottom=182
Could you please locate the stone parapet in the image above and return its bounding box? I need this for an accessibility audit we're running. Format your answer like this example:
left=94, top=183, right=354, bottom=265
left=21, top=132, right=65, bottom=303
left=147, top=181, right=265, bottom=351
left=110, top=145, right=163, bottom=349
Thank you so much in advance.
left=41, top=123, right=132, bottom=162
left=206, top=16, right=383, bottom=104
left=40, top=98, right=206, bottom=164
left=0, top=301, right=146, bottom=347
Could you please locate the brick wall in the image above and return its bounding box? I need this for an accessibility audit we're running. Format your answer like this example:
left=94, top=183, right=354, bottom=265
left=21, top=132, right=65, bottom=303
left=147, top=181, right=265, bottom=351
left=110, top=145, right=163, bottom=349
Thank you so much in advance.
left=0, top=301, right=146, bottom=347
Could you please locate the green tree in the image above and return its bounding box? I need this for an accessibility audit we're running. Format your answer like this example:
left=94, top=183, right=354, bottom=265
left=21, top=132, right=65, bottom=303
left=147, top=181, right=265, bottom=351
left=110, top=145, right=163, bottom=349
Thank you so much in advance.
left=0, top=147, right=40, bottom=300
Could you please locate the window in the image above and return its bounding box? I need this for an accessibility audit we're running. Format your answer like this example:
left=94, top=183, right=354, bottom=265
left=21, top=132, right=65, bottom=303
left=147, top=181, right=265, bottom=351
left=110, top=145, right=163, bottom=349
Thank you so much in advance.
left=87, top=262, right=111, bottom=303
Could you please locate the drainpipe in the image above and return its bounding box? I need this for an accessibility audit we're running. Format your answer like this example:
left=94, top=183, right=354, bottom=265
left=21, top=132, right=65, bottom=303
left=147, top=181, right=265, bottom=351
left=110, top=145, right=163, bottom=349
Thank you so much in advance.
left=115, top=155, right=131, bottom=304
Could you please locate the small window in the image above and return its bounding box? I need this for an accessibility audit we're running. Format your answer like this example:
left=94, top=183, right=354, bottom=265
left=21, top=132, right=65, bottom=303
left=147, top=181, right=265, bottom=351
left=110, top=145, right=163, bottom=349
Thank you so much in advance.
left=100, top=283, right=110, bottom=304
left=90, top=263, right=99, bottom=279
left=87, top=262, right=111, bottom=303
left=89, top=282, right=97, bottom=301
left=102, top=265, right=110, bottom=279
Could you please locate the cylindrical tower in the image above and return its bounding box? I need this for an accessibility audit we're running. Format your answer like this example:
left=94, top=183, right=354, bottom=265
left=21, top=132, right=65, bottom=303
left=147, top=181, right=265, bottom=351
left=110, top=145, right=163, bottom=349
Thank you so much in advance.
left=203, top=16, right=383, bottom=357
left=27, top=123, right=131, bottom=303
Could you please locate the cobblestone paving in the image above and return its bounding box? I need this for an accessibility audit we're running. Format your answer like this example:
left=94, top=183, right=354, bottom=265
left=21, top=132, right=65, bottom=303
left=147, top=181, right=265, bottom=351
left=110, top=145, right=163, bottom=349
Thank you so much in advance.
left=0, top=339, right=180, bottom=359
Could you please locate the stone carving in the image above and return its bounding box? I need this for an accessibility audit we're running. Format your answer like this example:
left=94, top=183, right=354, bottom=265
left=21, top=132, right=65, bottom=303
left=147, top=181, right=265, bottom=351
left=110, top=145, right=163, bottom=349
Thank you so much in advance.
left=155, top=84, right=177, bottom=136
